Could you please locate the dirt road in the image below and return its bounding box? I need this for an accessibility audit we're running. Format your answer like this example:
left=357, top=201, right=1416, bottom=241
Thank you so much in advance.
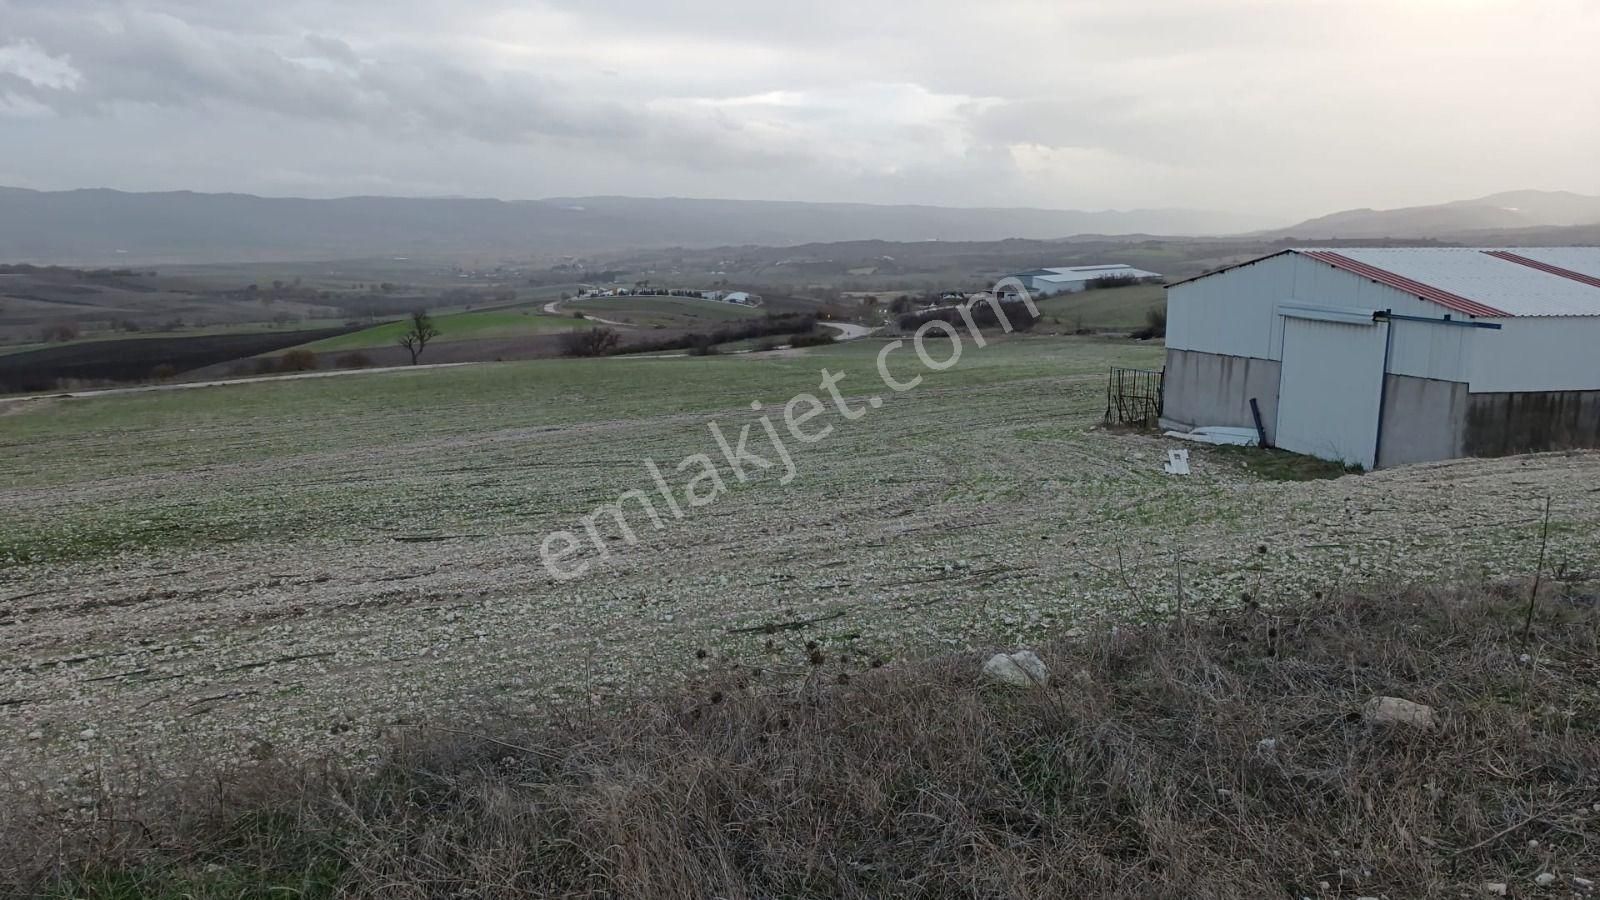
left=541, top=298, right=629, bottom=326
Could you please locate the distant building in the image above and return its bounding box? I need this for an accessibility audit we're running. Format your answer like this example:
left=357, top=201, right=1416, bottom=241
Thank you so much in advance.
left=1007, top=264, right=1162, bottom=297
left=1163, top=247, right=1600, bottom=469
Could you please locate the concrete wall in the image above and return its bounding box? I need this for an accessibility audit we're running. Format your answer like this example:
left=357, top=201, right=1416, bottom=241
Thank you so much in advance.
left=1160, top=347, right=1280, bottom=443
left=1464, top=390, right=1600, bottom=457
left=1377, top=374, right=1468, bottom=468
left=1165, top=351, right=1600, bottom=468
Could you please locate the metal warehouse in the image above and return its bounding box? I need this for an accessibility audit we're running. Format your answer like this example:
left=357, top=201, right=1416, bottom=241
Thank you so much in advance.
left=1161, top=247, right=1600, bottom=469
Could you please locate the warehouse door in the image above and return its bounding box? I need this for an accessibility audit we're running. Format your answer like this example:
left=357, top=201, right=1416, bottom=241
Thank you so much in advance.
left=1275, top=314, right=1388, bottom=470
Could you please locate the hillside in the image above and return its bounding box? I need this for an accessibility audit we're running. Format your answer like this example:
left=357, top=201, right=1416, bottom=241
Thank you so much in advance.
left=0, top=187, right=1273, bottom=265
left=1271, top=190, right=1600, bottom=239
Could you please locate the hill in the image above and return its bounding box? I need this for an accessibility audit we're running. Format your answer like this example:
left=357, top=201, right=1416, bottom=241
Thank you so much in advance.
left=1270, top=190, right=1600, bottom=240
left=0, top=187, right=1273, bottom=265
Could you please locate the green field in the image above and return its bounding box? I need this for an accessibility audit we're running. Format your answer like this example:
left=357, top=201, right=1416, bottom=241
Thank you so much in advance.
left=3, top=334, right=1596, bottom=785
left=294, top=307, right=591, bottom=352
left=568, top=295, right=765, bottom=328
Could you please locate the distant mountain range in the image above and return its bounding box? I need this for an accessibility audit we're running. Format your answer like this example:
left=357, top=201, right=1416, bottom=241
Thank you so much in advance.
left=0, top=187, right=1274, bottom=264
left=2, top=186, right=1596, bottom=265
left=1267, top=190, right=1600, bottom=240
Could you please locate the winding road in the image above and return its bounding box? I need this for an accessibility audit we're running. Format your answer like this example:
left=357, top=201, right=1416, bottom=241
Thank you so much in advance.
left=819, top=321, right=876, bottom=340
left=541, top=298, right=630, bottom=326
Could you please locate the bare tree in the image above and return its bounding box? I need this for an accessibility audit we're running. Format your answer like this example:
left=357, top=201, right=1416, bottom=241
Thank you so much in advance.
left=399, top=310, right=441, bottom=365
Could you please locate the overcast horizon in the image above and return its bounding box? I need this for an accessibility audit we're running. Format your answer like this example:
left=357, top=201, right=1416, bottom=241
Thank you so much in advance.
left=2, top=0, right=1597, bottom=222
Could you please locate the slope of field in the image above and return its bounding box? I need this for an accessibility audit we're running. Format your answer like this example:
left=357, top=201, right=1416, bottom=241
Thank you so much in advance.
left=1033, top=283, right=1166, bottom=330
left=2, top=336, right=1597, bottom=789
left=294, top=307, right=591, bottom=353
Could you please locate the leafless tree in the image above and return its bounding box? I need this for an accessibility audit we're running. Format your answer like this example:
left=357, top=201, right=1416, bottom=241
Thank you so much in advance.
left=399, top=310, right=441, bottom=365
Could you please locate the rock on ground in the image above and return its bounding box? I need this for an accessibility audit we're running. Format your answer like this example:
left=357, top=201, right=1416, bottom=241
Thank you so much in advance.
left=1362, top=696, right=1437, bottom=730
left=982, top=650, right=1050, bottom=687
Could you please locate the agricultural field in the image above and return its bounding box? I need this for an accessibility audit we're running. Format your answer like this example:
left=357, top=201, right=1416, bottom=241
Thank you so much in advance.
left=2, top=335, right=1598, bottom=786
left=567, top=294, right=766, bottom=328
left=292, top=306, right=591, bottom=353
left=1032, top=283, right=1166, bottom=331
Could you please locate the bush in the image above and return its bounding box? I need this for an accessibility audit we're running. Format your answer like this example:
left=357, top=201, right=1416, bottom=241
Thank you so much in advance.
left=1131, top=308, right=1167, bottom=340
left=1083, top=273, right=1143, bottom=290
left=149, top=363, right=177, bottom=381
left=39, top=322, right=81, bottom=342
left=253, top=357, right=277, bottom=376
left=559, top=327, right=622, bottom=357
left=276, top=349, right=320, bottom=372
left=335, top=351, right=374, bottom=369
left=789, top=331, right=837, bottom=348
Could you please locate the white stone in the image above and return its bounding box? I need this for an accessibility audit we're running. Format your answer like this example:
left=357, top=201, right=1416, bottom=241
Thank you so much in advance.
left=1483, top=883, right=1508, bottom=896
left=981, top=650, right=1050, bottom=687
left=1571, top=876, right=1593, bottom=890
left=77, top=728, right=97, bottom=740
left=1535, top=872, right=1557, bottom=887
left=1362, top=696, right=1437, bottom=730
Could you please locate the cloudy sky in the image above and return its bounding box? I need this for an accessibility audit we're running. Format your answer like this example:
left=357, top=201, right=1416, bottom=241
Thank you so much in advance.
left=1, top=0, right=1596, bottom=221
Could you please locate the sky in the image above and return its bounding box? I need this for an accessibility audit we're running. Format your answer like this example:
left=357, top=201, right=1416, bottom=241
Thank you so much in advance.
left=0, top=0, right=1597, bottom=223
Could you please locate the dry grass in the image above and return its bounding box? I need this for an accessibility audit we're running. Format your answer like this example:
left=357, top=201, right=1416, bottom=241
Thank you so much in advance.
left=5, top=580, right=1599, bottom=899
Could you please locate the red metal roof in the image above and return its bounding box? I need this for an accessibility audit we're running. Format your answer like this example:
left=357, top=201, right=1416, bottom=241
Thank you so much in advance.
left=1483, top=250, right=1600, bottom=291
left=1297, top=250, right=1510, bottom=318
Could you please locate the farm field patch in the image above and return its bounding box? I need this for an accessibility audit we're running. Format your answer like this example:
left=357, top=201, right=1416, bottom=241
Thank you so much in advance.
left=292, top=307, right=591, bottom=353
left=567, top=295, right=765, bottom=328
left=2, top=336, right=1596, bottom=783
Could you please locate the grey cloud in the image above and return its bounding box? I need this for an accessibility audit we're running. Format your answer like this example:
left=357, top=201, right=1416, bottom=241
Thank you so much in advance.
left=0, top=0, right=1596, bottom=219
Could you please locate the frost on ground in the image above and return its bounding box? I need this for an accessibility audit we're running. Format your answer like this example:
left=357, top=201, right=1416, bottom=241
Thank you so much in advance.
left=1, top=338, right=1596, bottom=785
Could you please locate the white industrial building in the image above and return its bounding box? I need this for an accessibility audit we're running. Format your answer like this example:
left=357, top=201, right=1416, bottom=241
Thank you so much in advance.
left=1009, top=264, right=1162, bottom=297
left=1162, top=248, right=1600, bottom=469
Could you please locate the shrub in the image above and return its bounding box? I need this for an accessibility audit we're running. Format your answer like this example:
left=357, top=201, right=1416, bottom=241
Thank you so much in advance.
left=149, top=363, right=177, bottom=381
left=40, top=322, right=80, bottom=342
left=1131, top=308, right=1167, bottom=340
left=335, top=351, right=374, bottom=369
left=276, top=349, right=320, bottom=372
left=1084, top=273, right=1143, bottom=290
left=253, top=357, right=277, bottom=376
left=789, top=331, right=837, bottom=348
left=560, top=327, right=622, bottom=357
